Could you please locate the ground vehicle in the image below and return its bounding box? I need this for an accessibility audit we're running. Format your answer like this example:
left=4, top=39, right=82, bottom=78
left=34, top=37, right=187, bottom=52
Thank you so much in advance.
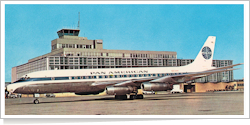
left=8, top=94, right=21, bottom=98
left=46, top=94, right=56, bottom=97
left=9, top=94, right=17, bottom=98
left=17, top=94, right=22, bottom=98
left=171, top=85, right=183, bottom=93
left=142, top=91, right=155, bottom=94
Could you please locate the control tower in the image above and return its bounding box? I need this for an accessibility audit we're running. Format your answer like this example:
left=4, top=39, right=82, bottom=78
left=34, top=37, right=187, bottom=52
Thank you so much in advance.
left=57, top=29, right=80, bottom=38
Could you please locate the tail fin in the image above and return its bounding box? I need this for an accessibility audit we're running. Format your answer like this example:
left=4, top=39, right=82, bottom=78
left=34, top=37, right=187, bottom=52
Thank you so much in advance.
left=188, top=36, right=216, bottom=70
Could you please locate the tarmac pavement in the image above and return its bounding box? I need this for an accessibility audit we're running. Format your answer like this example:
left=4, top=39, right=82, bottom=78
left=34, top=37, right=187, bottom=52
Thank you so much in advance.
left=5, top=91, right=244, bottom=115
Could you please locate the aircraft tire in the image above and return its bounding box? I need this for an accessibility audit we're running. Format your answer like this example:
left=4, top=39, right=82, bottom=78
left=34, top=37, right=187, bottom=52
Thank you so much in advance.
left=129, top=95, right=136, bottom=100
left=136, top=95, right=144, bottom=99
left=115, top=95, right=127, bottom=100
left=33, top=99, right=39, bottom=104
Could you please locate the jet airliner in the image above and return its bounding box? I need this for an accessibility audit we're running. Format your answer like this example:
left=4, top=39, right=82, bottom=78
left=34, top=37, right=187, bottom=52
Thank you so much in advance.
left=7, top=36, right=242, bottom=104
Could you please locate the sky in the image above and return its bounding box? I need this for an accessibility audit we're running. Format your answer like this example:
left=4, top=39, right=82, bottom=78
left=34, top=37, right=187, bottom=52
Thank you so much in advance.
left=3, top=3, right=245, bottom=82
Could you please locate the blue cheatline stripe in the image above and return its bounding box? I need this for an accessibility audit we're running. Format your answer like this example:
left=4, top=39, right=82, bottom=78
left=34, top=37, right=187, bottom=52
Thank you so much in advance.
left=14, top=72, right=184, bottom=83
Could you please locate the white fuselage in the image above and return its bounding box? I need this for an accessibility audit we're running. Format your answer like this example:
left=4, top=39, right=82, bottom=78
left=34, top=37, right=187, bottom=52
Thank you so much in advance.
left=7, top=65, right=215, bottom=94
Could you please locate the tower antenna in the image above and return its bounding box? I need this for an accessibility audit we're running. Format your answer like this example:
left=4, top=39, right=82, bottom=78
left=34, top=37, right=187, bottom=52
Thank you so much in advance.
left=77, top=12, right=80, bottom=29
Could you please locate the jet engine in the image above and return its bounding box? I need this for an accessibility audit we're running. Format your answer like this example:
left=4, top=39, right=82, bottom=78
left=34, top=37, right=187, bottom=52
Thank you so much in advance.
left=105, top=86, right=134, bottom=95
left=141, top=83, right=172, bottom=91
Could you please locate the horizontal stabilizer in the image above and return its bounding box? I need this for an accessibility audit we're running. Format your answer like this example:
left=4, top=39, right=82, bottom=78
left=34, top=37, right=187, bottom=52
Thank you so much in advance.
left=150, top=67, right=240, bottom=83
left=208, top=63, right=243, bottom=71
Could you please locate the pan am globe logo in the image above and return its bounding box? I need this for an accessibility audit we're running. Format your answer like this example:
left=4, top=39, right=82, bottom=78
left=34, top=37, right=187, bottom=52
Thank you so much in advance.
left=202, top=46, right=212, bottom=60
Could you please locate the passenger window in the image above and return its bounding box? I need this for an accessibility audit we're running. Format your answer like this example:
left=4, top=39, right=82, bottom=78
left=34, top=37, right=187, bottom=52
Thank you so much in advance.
left=153, top=74, right=156, bottom=76
left=144, top=74, right=147, bottom=77
left=109, top=75, right=113, bottom=78
left=139, top=74, right=142, bottom=77
left=129, top=75, right=132, bottom=77
left=99, top=76, right=102, bottom=78
left=93, top=76, right=96, bottom=79
left=148, top=74, right=151, bottom=77
left=105, top=76, right=108, bottom=78
left=124, top=75, right=127, bottom=77
left=115, top=75, right=118, bottom=78
left=55, top=77, right=69, bottom=80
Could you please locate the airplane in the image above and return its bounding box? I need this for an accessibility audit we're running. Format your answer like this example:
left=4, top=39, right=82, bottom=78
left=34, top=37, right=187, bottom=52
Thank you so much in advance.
left=6, top=36, right=242, bottom=104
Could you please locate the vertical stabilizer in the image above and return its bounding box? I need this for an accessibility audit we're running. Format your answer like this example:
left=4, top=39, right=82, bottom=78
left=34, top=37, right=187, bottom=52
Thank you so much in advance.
left=187, top=36, right=216, bottom=70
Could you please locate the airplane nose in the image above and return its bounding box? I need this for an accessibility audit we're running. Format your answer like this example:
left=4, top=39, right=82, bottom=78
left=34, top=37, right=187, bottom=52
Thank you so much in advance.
left=5, top=86, right=10, bottom=96
left=6, top=84, right=13, bottom=93
left=6, top=86, right=9, bottom=93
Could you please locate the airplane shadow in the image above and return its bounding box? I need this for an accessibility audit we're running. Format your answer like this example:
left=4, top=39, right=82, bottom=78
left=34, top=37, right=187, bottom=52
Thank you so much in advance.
left=11, top=95, right=204, bottom=105
left=10, top=97, right=134, bottom=105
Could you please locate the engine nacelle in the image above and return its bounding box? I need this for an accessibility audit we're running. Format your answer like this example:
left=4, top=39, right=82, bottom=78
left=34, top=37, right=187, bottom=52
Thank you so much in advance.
left=105, top=86, right=134, bottom=95
left=141, top=83, right=172, bottom=91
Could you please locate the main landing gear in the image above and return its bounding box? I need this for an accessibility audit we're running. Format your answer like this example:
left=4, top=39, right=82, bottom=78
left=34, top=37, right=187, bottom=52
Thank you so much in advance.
left=135, top=95, right=143, bottom=99
left=115, top=94, right=144, bottom=100
left=115, top=95, right=127, bottom=100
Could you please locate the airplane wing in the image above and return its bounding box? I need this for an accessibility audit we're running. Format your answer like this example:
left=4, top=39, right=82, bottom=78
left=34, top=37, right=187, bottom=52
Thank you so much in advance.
left=91, top=81, right=120, bottom=88
left=113, top=77, right=156, bottom=87
left=92, top=63, right=241, bottom=88
left=91, top=77, right=156, bottom=87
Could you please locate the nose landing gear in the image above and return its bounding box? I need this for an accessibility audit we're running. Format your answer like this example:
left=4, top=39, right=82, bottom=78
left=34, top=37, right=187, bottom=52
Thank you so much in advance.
left=33, top=99, right=39, bottom=104
left=33, top=93, right=40, bottom=104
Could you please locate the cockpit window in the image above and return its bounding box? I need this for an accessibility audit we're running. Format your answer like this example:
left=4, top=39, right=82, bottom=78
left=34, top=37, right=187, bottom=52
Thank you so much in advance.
left=13, top=77, right=52, bottom=83
left=14, top=77, right=30, bottom=83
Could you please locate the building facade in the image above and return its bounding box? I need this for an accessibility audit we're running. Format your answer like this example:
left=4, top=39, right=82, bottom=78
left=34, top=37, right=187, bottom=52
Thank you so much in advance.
left=11, top=29, right=233, bottom=83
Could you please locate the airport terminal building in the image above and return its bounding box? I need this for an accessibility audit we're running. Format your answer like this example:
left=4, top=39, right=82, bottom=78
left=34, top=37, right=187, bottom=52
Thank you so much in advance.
left=11, top=29, right=234, bottom=85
